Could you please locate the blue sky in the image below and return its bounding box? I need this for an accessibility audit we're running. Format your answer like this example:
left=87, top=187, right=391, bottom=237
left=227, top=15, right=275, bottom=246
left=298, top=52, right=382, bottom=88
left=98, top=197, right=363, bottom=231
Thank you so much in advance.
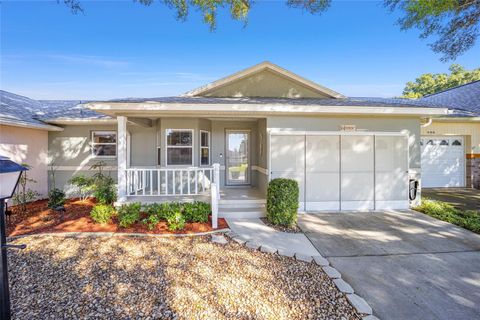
left=1, top=0, right=479, bottom=100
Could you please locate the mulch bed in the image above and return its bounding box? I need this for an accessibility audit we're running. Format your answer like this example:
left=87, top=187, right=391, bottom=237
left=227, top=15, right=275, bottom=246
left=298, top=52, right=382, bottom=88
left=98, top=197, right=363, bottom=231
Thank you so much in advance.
left=6, top=198, right=228, bottom=237
left=260, top=217, right=302, bottom=233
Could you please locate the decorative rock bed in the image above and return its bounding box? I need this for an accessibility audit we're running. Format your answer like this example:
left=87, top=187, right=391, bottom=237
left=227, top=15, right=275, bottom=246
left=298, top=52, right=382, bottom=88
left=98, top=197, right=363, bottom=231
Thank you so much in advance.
left=9, top=233, right=362, bottom=320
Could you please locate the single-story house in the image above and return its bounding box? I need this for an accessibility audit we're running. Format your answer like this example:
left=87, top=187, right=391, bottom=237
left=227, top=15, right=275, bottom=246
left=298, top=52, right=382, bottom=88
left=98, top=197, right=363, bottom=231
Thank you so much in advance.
left=418, top=81, right=480, bottom=189
left=2, top=62, right=456, bottom=217
left=0, top=91, right=64, bottom=198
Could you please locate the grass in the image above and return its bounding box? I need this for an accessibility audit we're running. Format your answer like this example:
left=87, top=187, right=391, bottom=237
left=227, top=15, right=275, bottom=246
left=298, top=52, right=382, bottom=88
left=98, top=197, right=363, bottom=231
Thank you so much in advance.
left=414, top=199, right=480, bottom=234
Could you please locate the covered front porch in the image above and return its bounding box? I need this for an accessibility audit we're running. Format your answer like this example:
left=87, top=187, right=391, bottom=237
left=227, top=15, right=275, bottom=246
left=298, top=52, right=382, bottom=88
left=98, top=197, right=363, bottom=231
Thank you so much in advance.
left=114, top=115, right=269, bottom=218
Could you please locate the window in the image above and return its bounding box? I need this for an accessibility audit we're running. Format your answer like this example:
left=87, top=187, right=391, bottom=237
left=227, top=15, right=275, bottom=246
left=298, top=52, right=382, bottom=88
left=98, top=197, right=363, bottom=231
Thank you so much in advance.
left=166, top=129, right=193, bottom=165
left=452, top=139, right=462, bottom=146
left=440, top=139, right=449, bottom=146
left=91, top=131, right=117, bottom=157
left=200, top=130, right=210, bottom=166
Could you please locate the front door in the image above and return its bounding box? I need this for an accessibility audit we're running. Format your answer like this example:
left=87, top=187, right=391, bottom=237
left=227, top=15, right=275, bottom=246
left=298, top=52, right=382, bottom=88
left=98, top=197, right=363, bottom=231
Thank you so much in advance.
left=226, top=130, right=250, bottom=185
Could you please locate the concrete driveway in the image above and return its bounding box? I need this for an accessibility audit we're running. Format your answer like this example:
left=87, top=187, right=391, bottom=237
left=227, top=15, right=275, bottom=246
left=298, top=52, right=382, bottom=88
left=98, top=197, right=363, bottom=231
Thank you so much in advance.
left=298, top=210, right=480, bottom=320
left=422, top=188, right=480, bottom=211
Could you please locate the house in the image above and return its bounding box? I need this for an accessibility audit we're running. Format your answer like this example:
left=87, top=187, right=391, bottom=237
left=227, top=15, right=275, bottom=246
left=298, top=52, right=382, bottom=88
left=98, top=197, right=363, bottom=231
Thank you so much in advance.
left=0, top=91, right=64, bottom=198
left=418, top=81, right=480, bottom=189
left=1, top=62, right=450, bottom=218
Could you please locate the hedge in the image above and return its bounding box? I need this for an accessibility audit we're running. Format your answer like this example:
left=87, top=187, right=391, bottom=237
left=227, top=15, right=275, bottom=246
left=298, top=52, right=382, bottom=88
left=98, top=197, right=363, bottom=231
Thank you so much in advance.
left=266, top=178, right=299, bottom=227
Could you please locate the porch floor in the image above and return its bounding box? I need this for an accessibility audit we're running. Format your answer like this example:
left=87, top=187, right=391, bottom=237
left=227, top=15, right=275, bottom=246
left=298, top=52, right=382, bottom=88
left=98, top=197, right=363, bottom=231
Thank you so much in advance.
left=220, top=187, right=265, bottom=201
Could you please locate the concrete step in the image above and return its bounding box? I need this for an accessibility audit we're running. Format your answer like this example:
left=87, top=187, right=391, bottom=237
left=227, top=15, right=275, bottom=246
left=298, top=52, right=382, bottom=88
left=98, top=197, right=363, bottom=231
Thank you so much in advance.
left=219, top=198, right=266, bottom=205
left=219, top=207, right=266, bottom=219
left=219, top=202, right=266, bottom=209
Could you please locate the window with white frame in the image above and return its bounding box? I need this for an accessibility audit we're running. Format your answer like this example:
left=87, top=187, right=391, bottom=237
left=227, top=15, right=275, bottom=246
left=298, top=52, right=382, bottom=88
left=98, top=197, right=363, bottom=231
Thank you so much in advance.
left=166, top=129, right=193, bottom=165
left=200, top=130, right=210, bottom=165
left=91, top=131, right=117, bottom=157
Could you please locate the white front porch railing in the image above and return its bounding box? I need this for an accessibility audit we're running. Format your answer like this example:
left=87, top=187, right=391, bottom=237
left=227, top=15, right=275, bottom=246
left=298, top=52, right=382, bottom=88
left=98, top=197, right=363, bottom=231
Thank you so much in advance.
left=125, top=164, right=220, bottom=197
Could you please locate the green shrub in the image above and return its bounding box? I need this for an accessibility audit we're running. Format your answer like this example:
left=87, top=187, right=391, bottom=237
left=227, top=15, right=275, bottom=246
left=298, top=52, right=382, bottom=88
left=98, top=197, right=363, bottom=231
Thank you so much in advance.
left=182, top=201, right=210, bottom=222
left=69, top=174, right=94, bottom=201
left=118, top=202, right=142, bottom=228
left=266, top=178, right=299, bottom=227
left=90, top=204, right=115, bottom=224
left=48, top=188, right=66, bottom=209
left=142, top=203, right=164, bottom=230
left=166, top=210, right=185, bottom=231
left=414, top=199, right=480, bottom=234
left=93, top=176, right=117, bottom=205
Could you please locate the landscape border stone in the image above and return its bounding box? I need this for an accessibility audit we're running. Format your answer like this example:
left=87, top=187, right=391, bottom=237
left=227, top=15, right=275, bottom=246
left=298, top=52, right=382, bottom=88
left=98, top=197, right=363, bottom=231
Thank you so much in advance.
left=347, top=294, right=373, bottom=315
left=333, top=278, right=354, bottom=294
left=295, top=253, right=313, bottom=263
left=322, top=266, right=342, bottom=279
left=260, top=245, right=277, bottom=254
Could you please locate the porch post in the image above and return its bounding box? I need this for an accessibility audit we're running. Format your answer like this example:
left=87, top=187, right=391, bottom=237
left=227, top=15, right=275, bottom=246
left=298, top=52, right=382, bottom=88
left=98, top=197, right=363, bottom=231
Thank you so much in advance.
left=211, top=183, right=218, bottom=229
left=213, top=163, right=220, bottom=199
left=117, top=116, right=127, bottom=203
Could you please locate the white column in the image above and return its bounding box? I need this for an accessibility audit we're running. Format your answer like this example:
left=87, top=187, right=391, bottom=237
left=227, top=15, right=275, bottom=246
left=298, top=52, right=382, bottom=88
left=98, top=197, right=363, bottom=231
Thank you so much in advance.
left=210, top=183, right=218, bottom=229
left=213, top=163, right=220, bottom=199
left=117, top=116, right=127, bottom=203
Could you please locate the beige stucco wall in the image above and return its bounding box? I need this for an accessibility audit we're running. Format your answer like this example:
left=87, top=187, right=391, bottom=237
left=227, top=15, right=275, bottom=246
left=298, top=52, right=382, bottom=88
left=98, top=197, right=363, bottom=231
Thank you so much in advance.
left=48, top=124, right=118, bottom=192
left=0, top=124, right=49, bottom=198
left=267, top=115, right=421, bottom=169
left=421, top=121, right=480, bottom=155
left=202, top=69, right=331, bottom=99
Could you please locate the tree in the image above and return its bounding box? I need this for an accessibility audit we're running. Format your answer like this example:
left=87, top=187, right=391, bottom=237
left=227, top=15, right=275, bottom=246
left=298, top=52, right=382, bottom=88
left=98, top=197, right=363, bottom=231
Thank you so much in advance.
left=60, top=0, right=331, bottom=30
left=385, top=0, right=480, bottom=61
left=402, top=64, right=480, bottom=98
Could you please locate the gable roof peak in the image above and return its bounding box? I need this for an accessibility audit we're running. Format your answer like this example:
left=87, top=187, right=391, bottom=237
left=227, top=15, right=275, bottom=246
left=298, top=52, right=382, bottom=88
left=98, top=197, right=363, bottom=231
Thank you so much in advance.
left=183, top=61, right=345, bottom=99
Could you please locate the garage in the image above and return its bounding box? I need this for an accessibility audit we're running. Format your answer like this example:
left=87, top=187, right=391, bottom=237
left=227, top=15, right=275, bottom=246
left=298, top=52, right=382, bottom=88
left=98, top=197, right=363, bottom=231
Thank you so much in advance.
left=270, top=132, right=409, bottom=211
left=421, top=136, right=465, bottom=188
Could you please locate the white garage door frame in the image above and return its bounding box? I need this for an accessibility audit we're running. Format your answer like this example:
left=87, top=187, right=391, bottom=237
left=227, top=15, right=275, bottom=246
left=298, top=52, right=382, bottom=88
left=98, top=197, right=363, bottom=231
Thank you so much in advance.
left=421, top=136, right=466, bottom=188
left=268, top=131, right=410, bottom=212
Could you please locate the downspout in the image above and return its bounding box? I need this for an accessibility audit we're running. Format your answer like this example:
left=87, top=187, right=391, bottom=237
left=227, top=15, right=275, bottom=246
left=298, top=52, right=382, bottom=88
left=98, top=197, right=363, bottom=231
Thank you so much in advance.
left=421, top=117, right=433, bottom=128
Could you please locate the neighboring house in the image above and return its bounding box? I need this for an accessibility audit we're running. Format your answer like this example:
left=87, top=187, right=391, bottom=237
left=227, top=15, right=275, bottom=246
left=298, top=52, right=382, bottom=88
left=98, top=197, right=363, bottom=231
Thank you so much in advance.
left=418, top=81, right=480, bottom=189
left=1, top=62, right=451, bottom=217
left=0, top=91, right=63, bottom=198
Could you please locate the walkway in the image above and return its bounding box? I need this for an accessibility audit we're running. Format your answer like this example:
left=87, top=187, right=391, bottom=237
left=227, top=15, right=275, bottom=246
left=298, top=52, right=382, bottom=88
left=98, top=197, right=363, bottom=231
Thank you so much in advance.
left=226, top=218, right=319, bottom=256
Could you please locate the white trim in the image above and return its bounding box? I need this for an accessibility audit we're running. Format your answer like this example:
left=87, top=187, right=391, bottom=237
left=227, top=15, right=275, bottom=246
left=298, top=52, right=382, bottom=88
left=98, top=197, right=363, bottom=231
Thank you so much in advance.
left=199, top=130, right=211, bottom=166
left=183, top=61, right=345, bottom=99
left=252, top=165, right=268, bottom=175
left=45, top=118, right=117, bottom=125
left=87, top=102, right=448, bottom=117
left=91, top=130, right=117, bottom=158
left=270, top=130, right=409, bottom=137
left=433, top=117, right=480, bottom=122
left=165, top=128, right=194, bottom=166
left=0, top=119, right=63, bottom=131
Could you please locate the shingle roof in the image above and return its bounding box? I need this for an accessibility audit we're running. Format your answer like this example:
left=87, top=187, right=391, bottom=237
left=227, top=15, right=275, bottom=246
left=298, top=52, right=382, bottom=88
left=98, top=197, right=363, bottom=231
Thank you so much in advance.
left=105, top=96, right=443, bottom=109
left=38, top=100, right=111, bottom=120
left=420, top=80, right=480, bottom=116
left=0, top=90, right=62, bottom=130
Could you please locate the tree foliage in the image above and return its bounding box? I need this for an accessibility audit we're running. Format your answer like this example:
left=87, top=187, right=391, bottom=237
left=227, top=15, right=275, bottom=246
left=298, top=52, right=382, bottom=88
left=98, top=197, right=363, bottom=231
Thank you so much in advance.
left=385, top=0, right=480, bottom=61
left=60, top=0, right=479, bottom=59
left=402, top=64, right=480, bottom=98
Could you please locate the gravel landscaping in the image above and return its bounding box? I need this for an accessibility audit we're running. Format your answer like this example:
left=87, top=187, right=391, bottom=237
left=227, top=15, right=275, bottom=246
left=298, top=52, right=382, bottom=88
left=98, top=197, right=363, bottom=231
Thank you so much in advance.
left=9, top=234, right=360, bottom=320
left=260, top=218, right=302, bottom=233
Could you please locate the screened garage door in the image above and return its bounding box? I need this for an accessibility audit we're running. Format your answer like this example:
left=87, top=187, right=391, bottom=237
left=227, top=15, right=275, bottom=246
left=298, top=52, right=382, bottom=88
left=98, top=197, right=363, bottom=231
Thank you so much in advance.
left=270, top=133, right=409, bottom=211
left=421, top=136, right=465, bottom=188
